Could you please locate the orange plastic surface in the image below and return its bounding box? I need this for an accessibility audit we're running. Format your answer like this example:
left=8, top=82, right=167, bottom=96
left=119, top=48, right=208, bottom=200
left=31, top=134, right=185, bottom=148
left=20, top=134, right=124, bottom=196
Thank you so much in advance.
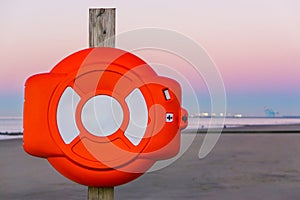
left=23, top=47, right=188, bottom=187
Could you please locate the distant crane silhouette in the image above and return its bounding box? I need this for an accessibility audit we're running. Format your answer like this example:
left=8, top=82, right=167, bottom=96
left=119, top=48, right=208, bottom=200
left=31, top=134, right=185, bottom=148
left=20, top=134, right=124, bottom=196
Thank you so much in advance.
left=264, top=106, right=279, bottom=117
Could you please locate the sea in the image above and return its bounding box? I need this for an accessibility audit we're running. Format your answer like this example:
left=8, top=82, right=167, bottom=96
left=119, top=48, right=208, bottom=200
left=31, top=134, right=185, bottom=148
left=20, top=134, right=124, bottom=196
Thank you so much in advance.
left=0, top=117, right=23, bottom=140
left=187, top=117, right=300, bottom=130
left=0, top=117, right=23, bottom=133
left=1, top=116, right=300, bottom=134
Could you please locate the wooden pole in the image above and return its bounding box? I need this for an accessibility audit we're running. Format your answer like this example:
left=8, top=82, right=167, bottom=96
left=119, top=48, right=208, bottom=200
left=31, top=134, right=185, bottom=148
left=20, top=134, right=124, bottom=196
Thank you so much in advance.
left=88, top=187, right=114, bottom=200
left=89, top=8, right=116, bottom=48
left=88, top=8, right=116, bottom=200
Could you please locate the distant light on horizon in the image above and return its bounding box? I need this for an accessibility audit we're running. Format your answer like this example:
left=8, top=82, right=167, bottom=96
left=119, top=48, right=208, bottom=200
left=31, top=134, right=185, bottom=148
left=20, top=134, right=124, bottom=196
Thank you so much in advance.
left=233, top=114, right=242, bottom=118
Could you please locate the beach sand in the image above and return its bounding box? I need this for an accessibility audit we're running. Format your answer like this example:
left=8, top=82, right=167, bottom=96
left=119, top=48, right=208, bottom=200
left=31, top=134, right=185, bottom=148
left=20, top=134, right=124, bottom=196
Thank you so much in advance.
left=1, top=127, right=300, bottom=199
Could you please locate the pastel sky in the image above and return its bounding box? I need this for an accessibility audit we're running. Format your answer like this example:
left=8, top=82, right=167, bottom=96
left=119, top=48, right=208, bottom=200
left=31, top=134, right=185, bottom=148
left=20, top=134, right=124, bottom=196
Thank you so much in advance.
left=0, top=0, right=299, bottom=116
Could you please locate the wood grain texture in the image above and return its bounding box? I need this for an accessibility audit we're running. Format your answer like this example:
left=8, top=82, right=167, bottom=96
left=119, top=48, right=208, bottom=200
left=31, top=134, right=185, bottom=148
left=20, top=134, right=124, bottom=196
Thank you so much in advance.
left=88, top=8, right=116, bottom=200
left=88, top=187, right=114, bottom=200
left=89, top=8, right=116, bottom=48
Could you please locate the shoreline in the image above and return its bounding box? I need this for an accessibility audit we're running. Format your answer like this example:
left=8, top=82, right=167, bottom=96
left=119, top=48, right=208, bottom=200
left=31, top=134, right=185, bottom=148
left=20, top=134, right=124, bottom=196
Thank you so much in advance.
left=0, top=132, right=22, bottom=135
left=1, top=124, right=300, bottom=140
left=186, top=123, right=300, bottom=133
left=0, top=132, right=23, bottom=140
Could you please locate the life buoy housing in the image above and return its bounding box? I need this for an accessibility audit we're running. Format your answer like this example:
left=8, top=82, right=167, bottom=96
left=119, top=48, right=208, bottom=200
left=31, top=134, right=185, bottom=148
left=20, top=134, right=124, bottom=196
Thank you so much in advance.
left=23, top=47, right=188, bottom=186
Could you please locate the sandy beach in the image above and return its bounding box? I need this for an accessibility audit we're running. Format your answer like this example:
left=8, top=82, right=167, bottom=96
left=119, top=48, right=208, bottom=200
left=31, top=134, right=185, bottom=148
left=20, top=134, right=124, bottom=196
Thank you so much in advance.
left=1, top=126, right=300, bottom=199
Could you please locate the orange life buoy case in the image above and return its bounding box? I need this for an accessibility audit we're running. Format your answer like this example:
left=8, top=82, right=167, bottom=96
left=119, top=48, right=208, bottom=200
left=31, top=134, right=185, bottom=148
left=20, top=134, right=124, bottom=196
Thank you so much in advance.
left=23, top=47, right=188, bottom=186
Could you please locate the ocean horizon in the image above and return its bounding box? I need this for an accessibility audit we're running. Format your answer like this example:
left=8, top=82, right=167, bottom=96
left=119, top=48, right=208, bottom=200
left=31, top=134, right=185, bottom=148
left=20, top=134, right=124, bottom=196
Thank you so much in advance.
left=1, top=116, right=300, bottom=134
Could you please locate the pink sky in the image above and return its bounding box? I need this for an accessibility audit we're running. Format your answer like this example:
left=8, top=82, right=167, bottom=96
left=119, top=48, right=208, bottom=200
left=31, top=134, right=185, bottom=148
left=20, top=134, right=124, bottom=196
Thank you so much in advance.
left=0, top=0, right=299, bottom=116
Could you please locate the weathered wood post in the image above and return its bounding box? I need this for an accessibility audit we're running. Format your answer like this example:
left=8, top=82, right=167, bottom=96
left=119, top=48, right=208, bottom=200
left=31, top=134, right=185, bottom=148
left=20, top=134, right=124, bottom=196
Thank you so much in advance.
left=88, top=8, right=116, bottom=200
left=89, top=8, right=115, bottom=48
